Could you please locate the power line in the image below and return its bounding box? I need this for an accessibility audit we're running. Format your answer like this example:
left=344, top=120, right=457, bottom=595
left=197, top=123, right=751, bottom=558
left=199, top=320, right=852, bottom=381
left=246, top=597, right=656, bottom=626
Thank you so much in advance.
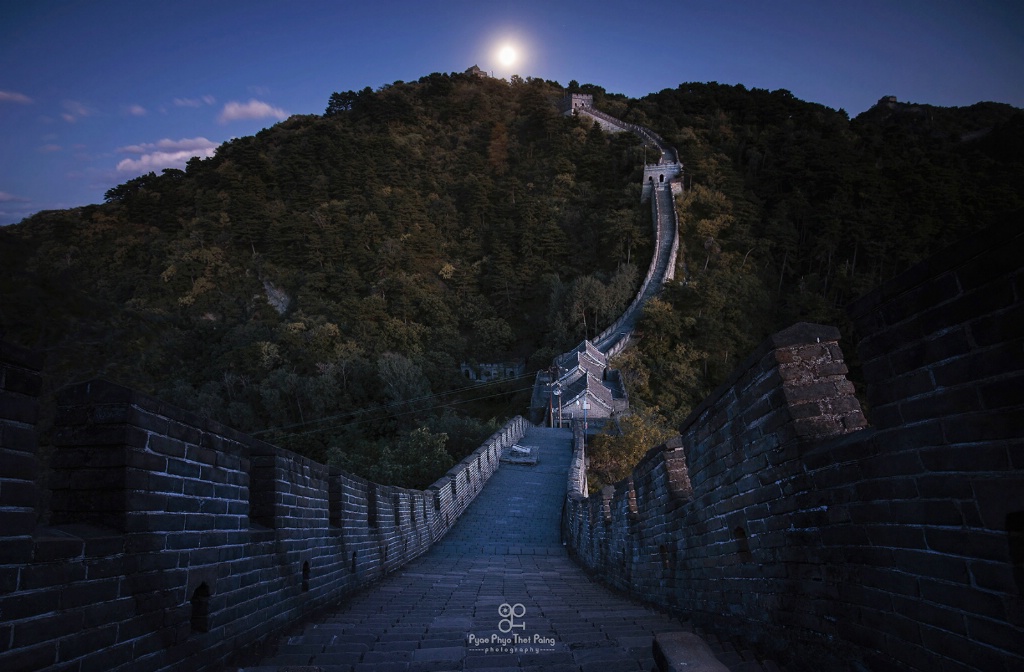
left=251, top=369, right=538, bottom=438
left=269, top=382, right=538, bottom=446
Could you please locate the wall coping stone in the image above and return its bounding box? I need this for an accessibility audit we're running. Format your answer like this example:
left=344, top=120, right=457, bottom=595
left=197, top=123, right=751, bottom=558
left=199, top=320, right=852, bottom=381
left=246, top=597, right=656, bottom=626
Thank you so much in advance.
left=677, top=322, right=842, bottom=438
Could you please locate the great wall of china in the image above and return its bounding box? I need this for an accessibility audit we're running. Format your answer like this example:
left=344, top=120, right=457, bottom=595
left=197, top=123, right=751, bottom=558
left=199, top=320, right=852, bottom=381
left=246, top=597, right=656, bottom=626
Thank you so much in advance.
left=1, top=95, right=1021, bottom=672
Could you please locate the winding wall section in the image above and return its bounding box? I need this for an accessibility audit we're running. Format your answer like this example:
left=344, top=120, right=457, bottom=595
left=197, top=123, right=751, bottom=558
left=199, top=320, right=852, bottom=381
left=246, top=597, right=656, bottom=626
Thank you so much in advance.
left=575, top=105, right=682, bottom=360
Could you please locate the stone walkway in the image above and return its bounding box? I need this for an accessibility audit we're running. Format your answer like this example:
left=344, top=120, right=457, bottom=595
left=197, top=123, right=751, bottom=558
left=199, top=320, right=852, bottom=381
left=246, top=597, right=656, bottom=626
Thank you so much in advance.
left=233, top=427, right=769, bottom=672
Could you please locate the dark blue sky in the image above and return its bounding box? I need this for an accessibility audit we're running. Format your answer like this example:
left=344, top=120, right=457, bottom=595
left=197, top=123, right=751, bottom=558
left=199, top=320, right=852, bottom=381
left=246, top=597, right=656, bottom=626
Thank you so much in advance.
left=1, top=0, right=1022, bottom=224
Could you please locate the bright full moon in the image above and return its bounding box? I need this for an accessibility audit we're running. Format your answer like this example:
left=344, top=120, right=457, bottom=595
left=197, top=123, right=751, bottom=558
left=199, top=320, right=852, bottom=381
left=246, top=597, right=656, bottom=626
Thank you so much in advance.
left=498, top=44, right=517, bottom=67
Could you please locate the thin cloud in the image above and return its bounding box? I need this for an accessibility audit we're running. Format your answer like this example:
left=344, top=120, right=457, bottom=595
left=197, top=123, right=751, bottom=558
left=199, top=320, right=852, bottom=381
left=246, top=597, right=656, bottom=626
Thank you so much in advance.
left=0, top=191, right=30, bottom=203
left=0, top=90, right=33, bottom=104
left=218, top=99, right=288, bottom=123
left=126, top=104, right=147, bottom=117
left=115, top=137, right=219, bottom=173
left=38, top=144, right=62, bottom=153
left=118, top=137, right=218, bottom=154
left=173, top=95, right=216, bottom=108
left=61, top=100, right=93, bottom=123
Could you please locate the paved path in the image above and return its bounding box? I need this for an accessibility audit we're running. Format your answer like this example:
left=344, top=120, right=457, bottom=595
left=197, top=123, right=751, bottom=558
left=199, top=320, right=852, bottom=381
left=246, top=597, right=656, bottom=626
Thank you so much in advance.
left=234, top=426, right=694, bottom=672
left=597, top=182, right=678, bottom=353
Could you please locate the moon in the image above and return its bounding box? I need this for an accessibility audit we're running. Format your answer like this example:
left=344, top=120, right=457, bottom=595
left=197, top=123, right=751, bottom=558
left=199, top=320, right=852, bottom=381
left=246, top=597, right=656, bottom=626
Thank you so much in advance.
left=498, top=44, right=517, bottom=67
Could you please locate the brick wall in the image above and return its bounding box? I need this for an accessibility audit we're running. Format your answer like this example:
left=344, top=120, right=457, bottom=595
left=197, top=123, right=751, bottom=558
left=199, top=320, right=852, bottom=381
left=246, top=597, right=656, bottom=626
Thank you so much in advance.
left=564, top=220, right=1023, bottom=671
left=0, top=370, right=527, bottom=672
left=0, top=342, right=43, bottom=569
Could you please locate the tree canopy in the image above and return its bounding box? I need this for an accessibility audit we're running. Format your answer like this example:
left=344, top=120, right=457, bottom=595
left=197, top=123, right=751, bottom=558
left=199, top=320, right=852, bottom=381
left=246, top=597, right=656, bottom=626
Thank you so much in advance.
left=0, top=72, right=649, bottom=487
left=607, top=84, right=1024, bottom=433
left=2, top=77, right=1020, bottom=488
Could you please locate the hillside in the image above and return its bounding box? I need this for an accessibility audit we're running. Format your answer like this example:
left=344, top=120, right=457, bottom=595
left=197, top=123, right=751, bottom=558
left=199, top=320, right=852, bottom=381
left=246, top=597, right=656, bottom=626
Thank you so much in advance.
left=621, top=86, right=1022, bottom=420
left=585, top=84, right=1024, bottom=486
left=3, top=75, right=1022, bottom=489
left=0, top=72, right=650, bottom=485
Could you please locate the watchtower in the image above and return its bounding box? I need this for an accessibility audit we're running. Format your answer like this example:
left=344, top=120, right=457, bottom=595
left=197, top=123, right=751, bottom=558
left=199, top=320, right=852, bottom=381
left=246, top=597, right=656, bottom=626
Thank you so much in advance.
left=561, top=93, right=593, bottom=115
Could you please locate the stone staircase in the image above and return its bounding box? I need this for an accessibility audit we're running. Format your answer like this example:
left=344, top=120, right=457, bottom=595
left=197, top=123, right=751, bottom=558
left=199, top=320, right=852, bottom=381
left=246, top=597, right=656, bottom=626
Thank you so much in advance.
left=230, top=427, right=776, bottom=672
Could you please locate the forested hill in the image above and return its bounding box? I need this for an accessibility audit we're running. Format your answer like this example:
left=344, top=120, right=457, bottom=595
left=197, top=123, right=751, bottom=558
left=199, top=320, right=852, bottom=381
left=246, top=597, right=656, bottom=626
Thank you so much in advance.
left=0, top=72, right=650, bottom=486
left=582, top=83, right=1023, bottom=487
left=595, top=83, right=1023, bottom=439
left=2, top=73, right=1022, bottom=489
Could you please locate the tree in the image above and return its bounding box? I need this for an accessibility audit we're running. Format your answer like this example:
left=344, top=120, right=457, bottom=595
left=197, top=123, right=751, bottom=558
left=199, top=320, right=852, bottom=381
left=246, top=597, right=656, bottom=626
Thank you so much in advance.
left=377, top=352, right=431, bottom=421
left=470, top=318, right=514, bottom=360
left=366, top=427, right=454, bottom=489
left=587, top=407, right=676, bottom=489
left=325, top=90, right=359, bottom=115
left=104, top=171, right=158, bottom=202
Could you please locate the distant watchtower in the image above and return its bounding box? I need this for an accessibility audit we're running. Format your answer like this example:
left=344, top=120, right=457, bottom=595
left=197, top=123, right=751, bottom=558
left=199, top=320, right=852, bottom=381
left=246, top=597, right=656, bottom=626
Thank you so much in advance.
left=560, top=93, right=593, bottom=115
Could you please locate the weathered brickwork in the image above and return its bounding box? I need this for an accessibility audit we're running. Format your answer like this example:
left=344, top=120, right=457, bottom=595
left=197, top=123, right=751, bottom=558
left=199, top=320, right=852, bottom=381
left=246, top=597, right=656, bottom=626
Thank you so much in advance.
left=0, top=342, right=43, bottom=567
left=564, top=221, right=1023, bottom=671
left=0, top=369, right=527, bottom=672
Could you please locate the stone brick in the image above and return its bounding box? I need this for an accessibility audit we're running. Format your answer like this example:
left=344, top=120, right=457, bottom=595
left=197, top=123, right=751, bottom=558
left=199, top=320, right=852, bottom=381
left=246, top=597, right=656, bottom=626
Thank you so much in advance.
left=967, top=559, right=1017, bottom=594
left=864, top=524, right=925, bottom=550
left=0, top=390, right=38, bottom=425
left=19, top=560, right=88, bottom=590
left=855, top=566, right=920, bottom=599
left=76, top=641, right=135, bottom=672
left=0, top=422, right=37, bottom=454
left=919, top=579, right=1005, bottom=619
left=944, top=409, right=1024, bottom=444
left=932, top=341, right=1024, bottom=388
left=13, top=610, right=85, bottom=647
left=918, top=281, right=1015, bottom=337
left=0, top=512, right=37, bottom=536
left=977, top=374, right=1024, bottom=410
left=899, top=386, right=982, bottom=423
left=56, top=624, right=119, bottom=662
left=1, top=362, right=42, bottom=397
left=868, top=367, right=934, bottom=407
left=0, top=642, right=57, bottom=671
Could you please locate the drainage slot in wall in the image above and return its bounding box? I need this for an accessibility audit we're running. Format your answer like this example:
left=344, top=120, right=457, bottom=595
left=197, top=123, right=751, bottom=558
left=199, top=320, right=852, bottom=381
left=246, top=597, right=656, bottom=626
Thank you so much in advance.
left=190, top=583, right=211, bottom=634
left=733, top=526, right=753, bottom=562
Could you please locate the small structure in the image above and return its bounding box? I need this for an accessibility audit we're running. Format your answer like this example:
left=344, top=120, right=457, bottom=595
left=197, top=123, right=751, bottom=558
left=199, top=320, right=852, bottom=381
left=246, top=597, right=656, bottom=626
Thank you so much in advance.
left=530, top=340, right=628, bottom=427
left=500, top=443, right=539, bottom=465
left=460, top=360, right=525, bottom=383
left=641, top=161, right=684, bottom=201
left=465, top=64, right=488, bottom=79
left=560, top=93, right=593, bottom=115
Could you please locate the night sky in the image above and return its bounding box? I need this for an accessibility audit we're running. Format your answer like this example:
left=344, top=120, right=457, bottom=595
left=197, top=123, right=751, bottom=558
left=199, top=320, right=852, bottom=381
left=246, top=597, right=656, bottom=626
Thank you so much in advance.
left=1, top=0, right=1021, bottom=225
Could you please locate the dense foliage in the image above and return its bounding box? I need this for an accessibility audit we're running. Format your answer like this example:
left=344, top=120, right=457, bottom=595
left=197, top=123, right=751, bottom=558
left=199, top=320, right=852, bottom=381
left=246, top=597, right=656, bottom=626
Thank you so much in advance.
left=590, top=84, right=1023, bottom=487
left=0, top=72, right=649, bottom=487
left=3, top=74, right=1021, bottom=491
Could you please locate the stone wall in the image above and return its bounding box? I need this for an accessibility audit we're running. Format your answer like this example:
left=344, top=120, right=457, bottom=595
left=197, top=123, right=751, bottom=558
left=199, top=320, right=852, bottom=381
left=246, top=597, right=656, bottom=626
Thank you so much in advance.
left=0, top=368, right=527, bottom=672
left=563, top=220, right=1024, bottom=671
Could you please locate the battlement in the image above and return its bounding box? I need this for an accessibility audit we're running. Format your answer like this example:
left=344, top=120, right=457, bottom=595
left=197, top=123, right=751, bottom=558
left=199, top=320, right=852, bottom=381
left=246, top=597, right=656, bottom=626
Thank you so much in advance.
left=0, top=365, right=527, bottom=672
left=563, top=219, right=1024, bottom=671
left=559, top=92, right=593, bottom=115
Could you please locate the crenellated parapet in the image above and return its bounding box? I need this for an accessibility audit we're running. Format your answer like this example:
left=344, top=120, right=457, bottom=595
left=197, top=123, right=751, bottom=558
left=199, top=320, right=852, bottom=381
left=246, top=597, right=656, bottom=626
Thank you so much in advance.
left=564, top=321, right=867, bottom=596
left=0, top=369, right=527, bottom=672
left=563, top=219, right=1024, bottom=671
